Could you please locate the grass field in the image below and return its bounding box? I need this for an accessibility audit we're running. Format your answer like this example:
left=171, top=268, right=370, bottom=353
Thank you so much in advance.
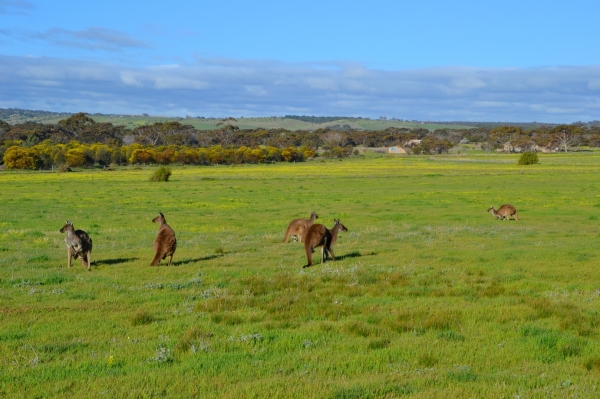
left=1, top=152, right=600, bottom=398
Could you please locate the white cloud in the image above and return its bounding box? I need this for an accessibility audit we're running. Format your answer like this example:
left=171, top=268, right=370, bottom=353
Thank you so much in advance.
left=244, top=85, right=267, bottom=96
left=1, top=55, right=600, bottom=122
left=120, top=71, right=143, bottom=87
left=152, top=76, right=208, bottom=90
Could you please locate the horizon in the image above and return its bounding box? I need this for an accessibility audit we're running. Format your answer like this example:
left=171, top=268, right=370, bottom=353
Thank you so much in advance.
left=3, top=106, right=588, bottom=126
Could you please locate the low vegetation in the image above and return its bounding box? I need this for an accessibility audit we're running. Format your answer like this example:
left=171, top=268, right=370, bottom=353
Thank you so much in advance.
left=150, top=166, right=172, bottom=182
left=518, top=151, right=539, bottom=165
left=1, top=152, right=600, bottom=397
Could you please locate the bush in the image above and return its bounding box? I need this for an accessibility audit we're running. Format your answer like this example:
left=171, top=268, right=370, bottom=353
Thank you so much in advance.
left=150, top=166, right=172, bottom=182
left=3, top=146, right=38, bottom=169
left=518, top=151, right=539, bottom=165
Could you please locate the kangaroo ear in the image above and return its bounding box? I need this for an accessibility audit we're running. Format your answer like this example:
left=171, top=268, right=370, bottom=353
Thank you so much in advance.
left=159, top=212, right=164, bottom=218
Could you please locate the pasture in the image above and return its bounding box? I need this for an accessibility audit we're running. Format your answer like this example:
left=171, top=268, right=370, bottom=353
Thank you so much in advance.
left=1, top=152, right=600, bottom=398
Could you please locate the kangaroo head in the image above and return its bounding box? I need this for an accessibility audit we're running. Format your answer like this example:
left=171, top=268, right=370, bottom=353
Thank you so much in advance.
left=60, top=220, right=74, bottom=233
left=334, top=219, right=348, bottom=233
left=152, top=212, right=166, bottom=224
left=487, top=206, right=495, bottom=213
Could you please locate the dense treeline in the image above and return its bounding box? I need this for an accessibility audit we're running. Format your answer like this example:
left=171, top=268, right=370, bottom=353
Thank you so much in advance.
left=1, top=113, right=600, bottom=170
left=1, top=141, right=318, bottom=170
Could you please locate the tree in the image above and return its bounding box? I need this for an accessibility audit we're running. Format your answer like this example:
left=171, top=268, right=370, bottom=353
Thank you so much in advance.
left=0, top=119, right=10, bottom=136
left=320, top=131, right=344, bottom=149
left=95, top=146, right=112, bottom=166
left=58, top=113, right=96, bottom=138
left=134, top=124, right=162, bottom=146
left=214, top=118, right=239, bottom=146
left=589, top=134, right=600, bottom=147
left=551, top=125, right=582, bottom=152
left=488, top=126, right=525, bottom=152
left=420, top=136, right=453, bottom=154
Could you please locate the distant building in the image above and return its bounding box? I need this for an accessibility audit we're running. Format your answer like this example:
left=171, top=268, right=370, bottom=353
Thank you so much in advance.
left=388, top=146, right=407, bottom=154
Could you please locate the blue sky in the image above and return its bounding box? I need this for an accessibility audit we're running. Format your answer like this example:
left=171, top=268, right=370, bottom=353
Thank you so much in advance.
left=1, top=0, right=600, bottom=122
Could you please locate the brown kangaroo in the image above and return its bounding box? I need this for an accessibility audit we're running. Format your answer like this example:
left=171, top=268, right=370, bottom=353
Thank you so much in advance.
left=303, top=219, right=348, bottom=268
left=283, top=211, right=318, bottom=243
left=59, top=220, right=93, bottom=271
left=150, top=212, right=177, bottom=266
left=488, top=204, right=519, bottom=221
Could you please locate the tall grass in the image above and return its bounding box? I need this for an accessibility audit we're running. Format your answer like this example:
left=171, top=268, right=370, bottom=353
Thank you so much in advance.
left=1, top=153, right=600, bottom=397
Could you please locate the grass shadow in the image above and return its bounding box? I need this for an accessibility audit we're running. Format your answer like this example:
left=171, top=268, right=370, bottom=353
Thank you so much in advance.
left=337, top=251, right=369, bottom=261
left=172, top=255, right=220, bottom=266
left=94, top=257, right=138, bottom=266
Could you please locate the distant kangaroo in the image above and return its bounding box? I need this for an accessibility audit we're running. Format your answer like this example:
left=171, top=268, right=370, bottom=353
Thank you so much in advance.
left=284, top=211, right=318, bottom=243
left=303, top=219, right=348, bottom=268
left=59, top=220, right=93, bottom=271
left=150, top=212, right=177, bottom=266
left=488, top=204, right=519, bottom=221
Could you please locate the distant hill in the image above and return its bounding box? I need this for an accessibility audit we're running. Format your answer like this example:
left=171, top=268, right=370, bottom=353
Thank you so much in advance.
left=0, top=107, right=72, bottom=121
left=0, top=107, right=580, bottom=131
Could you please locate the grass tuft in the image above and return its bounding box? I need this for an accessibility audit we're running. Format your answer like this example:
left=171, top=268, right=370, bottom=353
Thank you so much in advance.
left=131, top=311, right=155, bottom=326
left=418, top=353, right=438, bottom=367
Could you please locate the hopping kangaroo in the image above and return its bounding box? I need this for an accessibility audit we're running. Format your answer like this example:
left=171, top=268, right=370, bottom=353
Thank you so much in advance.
left=59, top=220, right=93, bottom=271
left=151, top=212, right=177, bottom=266
left=283, top=211, right=318, bottom=243
left=488, top=204, right=519, bottom=221
left=303, top=219, right=348, bottom=268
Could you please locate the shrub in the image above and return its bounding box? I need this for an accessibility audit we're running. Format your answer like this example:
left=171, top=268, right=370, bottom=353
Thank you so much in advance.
left=150, top=166, right=172, bottom=182
left=3, top=146, right=38, bottom=169
left=518, top=151, right=539, bottom=165
left=65, top=148, right=86, bottom=168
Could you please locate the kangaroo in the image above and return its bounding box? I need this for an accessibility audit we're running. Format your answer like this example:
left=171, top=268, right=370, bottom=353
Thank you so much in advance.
left=283, top=211, right=318, bottom=243
left=59, top=220, right=93, bottom=271
left=150, top=212, right=177, bottom=266
left=303, top=219, right=348, bottom=268
left=488, top=204, right=519, bottom=221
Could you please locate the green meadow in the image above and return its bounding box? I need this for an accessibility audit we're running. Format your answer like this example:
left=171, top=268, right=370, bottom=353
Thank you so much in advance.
left=1, top=152, right=600, bottom=398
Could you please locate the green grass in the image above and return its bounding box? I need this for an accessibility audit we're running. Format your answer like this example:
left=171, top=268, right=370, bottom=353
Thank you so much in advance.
left=1, top=152, right=600, bottom=397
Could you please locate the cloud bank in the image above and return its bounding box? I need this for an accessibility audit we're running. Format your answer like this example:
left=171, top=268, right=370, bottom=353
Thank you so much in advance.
left=1, top=55, right=599, bottom=122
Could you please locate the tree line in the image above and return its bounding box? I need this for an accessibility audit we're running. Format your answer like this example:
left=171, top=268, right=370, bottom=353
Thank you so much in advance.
left=1, top=113, right=600, bottom=169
